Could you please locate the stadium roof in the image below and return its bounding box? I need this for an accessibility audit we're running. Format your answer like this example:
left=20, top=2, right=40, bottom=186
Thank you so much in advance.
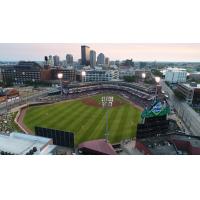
left=78, top=139, right=117, bottom=155
left=141, top=99, right=170, bottom=119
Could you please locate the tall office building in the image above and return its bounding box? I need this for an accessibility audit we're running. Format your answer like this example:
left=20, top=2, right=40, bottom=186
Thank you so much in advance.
left=97, top=53, right=105, bottom=65
left=90, top=50, right=96, bottom=68
left=81, top=45, right=90, bottom=66
left=66, top=54, right=73, bottom=65
left=105, top=57, right=110, bottom=66
left=53, top=55, right=60, bottom=66
left=48, top=55, right=54, bottom=66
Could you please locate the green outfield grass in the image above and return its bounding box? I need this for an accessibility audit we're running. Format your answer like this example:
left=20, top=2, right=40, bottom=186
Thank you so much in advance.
left=23, top=94, right=142, bottom=145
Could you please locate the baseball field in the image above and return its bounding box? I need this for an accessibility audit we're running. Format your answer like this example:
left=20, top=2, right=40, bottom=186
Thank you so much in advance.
left=23, top=93, right=142, bottom=145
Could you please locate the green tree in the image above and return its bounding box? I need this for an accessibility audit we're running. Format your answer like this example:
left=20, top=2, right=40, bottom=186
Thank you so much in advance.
left=123, top=76, right=136, bottom=82
left=151, top=69, right=163, bottom=77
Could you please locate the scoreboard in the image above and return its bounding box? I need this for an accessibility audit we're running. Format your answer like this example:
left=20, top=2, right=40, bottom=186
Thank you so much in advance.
left=35, top=126, right=74, bottom=148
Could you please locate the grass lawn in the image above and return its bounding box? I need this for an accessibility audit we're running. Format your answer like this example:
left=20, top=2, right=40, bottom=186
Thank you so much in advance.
left=23, top=94, right=142, bottom=145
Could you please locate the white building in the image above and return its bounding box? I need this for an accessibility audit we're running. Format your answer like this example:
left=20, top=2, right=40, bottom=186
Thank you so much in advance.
left=165, top=68, right=187, bottom=83
left=97, top=53, right=105, bottom=65
left=82, top=69, right=119, bottom=82
left=0, top=132, right=57, bottom=155
left=90, top=50, right=96, bottom=68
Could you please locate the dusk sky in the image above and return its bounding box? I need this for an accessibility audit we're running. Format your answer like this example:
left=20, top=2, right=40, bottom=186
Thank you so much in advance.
left=0, top=43, right=200, bottom=62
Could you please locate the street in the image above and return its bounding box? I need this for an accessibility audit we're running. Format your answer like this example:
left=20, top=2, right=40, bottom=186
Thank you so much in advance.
left=160, top=79, right=200, bottom=135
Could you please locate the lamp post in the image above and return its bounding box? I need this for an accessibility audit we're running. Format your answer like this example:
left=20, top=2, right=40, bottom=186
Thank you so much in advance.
left=57, top=73, right=63, bottom=96
left=155, top=76, right=161, bottom=99
left=101, top=96, right=113, bottom=143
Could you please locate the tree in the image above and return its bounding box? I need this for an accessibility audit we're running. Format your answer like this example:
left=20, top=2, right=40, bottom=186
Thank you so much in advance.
left=123, top=76, right=136, bottom=82
left=4, top=77, right=13, bottom=87
left=151, top=69, right=163, bottom=77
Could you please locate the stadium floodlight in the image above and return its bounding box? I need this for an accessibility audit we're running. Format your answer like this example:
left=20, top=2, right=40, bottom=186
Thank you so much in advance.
left=155, top=76, right=160, bottom=84
left=57, top=73, right=63, bottom=96
left=57, top=73, right=63, bottom=79
left=81, top=71, right=86, bottom=76
left=81, top=71, right=86, bottom=82
left=142, top=72, right=146, bottom=79
left=102, top=96, right=113, bottom=143
left=155, top=76, right=161, bottom=99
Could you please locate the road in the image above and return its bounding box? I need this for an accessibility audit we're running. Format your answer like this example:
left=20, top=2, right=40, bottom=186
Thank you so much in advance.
left=160, top=79, right=200, bottom=135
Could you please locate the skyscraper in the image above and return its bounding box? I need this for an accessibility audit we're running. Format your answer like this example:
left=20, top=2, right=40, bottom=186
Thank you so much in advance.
left=66, top=54, right=73, bottom=65
left=53, top=55, right=60, bottom=66
left=81, top=45, right=90, bottom=66
left=105, top=57, right=110, bottom=66
left=48, top=55, right=54, bottom=66
left=97, top=53, right=105, bottom=65
left=90, top=50, right=96, bottom=68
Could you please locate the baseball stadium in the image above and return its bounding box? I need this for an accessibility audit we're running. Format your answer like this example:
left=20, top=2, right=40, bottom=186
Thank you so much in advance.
left=16, top=82, right=155, bottom=146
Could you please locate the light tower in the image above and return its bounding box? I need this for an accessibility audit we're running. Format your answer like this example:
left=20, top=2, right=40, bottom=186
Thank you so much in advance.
left=155, top=76, right=161, bottom=99
left=57, top=73, right=63, bottom=96
left=142, top=72, right=146, bottom=84
left=81, top=71, right=86, bottom=82
left=101, top=96, right=113, bottom=143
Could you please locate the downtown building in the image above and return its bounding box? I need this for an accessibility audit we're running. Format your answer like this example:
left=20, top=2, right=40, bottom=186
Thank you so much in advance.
left=1, top=61, right=47, bottom=85
left=90, top=50, right=96, bottom=68
left=48, top=55, right=54, bottom=66
left=51, top=67, right=76, bottom=82
left=53, top=55, right=60, bottom=66
left=1, top=61, right=76, bottom=85
left=81, top=69, right=119, bottom=82
left=105, top=57, right=110, bottom=66
left=97, top=53, right=105, bottom=65
left=81, top=45, right=90, bottom=66
left=66, top=54, right=73, bottom=66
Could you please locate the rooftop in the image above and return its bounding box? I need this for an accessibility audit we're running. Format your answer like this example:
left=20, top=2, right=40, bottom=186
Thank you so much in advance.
left=0, top=132, right=54, bottom=155
left=137, top=133, right=200, bottom=155
left=182, top=83, right=200, bottom=89
left=78, top=139, right=117, bottom=155
left=166, top=67, right=187, bottom=72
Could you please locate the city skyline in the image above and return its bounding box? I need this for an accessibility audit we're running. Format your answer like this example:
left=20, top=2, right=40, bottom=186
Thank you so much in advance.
left=0, top=43, right=200, bottom=62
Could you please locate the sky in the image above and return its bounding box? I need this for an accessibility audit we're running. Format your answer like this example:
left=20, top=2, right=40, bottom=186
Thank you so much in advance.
left=0, top=43, right=200, bottom=62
